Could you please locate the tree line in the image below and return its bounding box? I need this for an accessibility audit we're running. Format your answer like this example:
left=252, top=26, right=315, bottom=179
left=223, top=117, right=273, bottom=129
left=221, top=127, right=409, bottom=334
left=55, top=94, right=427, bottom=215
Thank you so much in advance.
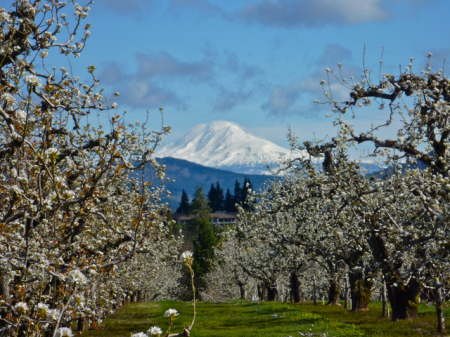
left=176, top=177, right=254, bottom=213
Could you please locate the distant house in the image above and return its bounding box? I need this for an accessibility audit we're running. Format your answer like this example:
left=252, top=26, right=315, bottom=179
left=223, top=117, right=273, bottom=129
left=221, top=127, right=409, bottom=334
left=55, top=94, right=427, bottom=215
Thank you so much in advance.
left=172, top=212, right=238, bottom=226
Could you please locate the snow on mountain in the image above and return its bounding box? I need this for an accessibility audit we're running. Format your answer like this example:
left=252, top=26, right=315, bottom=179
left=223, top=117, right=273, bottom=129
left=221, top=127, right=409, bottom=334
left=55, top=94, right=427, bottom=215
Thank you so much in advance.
left=156, top=120, right=306, bottom=174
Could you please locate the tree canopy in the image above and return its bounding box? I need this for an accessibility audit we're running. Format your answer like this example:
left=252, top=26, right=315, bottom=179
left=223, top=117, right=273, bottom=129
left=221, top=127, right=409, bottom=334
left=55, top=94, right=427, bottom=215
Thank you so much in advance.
left=0, top=2, right=180, bottom=335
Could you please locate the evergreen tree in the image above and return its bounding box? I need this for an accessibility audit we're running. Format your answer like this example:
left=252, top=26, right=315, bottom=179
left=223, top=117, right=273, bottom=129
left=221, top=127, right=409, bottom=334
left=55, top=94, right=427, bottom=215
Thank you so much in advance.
left=233, top=179, right=242, bottom=207
left=207, top=183, right=218, bottom=212
left=190, top=186, right=211, bottom=216
left=224, top=188, right=236, bottom=212
left=176, top=189, right=190, bottom=214
left=181, top=186, right=212, bottom=249
left=192, top=215, right=218, bottom=292
left=186, top=185, right=218, bottom=293
left=215, top=182, right=225, bottom=211
left=207, top=182, right=225, bottom=212
left=241, top=177, right=248, bottom=204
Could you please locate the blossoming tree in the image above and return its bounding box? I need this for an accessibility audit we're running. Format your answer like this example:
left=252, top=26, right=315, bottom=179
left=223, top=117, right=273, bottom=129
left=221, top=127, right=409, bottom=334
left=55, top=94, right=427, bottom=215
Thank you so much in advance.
left=0, top=1, right=180, bottom=336
left=233, top=54, right=450, bottom=334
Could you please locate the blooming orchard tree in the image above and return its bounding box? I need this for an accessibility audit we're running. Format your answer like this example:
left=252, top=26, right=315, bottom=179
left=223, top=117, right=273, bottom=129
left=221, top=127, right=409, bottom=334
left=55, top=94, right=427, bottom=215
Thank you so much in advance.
left=0, top=1, right=179, bottom=336
left=234, top=55, right=450, bottom=333
left=236, top=166, right=363, bottom=306
left=309, top=55, right=450, bottom=326
left=234, top=205, right=305, bottom=302
left=317, top=54, right=450, bottom=177
left=202, top=231, right=258, bottom=301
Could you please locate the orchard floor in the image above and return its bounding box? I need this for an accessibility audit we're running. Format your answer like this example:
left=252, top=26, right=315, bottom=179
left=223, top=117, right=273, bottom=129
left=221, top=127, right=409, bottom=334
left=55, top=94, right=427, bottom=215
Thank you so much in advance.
left=81, top=300, right=450, bottom=336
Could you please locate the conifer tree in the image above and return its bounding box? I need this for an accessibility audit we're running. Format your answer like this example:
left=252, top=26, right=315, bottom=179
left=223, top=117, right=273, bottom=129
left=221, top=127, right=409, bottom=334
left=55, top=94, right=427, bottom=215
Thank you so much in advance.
left=224, top=188, right=236, bottom=213
left=215, top=182, right=225, bottom=212
left=207, top=183, right=218, bottom=212
left=187, top=186, right=218, bottom=294
left=234, top=179, right=242, bottom=207
left=176, top=189, right=190, bottom=214
left=190, top=186, right=211, bottom=216
left=193, top=215, right=218, bottom=293
left=241, top=177, right=249, bottom=204
left=207, top=182, right=226, bottom=213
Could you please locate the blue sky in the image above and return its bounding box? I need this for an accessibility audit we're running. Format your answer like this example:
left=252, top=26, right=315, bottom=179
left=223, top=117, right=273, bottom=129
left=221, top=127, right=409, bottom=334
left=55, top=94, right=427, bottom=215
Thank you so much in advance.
left=40, top=0, right=450, bottom=156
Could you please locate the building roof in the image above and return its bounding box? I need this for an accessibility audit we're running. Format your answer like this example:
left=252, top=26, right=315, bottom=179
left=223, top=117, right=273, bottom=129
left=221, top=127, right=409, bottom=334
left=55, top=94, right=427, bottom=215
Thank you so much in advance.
left=172, top=212, right=238, bottom=222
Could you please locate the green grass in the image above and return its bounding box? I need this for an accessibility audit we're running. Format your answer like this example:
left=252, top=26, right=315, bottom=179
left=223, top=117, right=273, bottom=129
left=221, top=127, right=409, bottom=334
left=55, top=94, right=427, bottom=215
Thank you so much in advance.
left=81, top=300, right=450, bottom=336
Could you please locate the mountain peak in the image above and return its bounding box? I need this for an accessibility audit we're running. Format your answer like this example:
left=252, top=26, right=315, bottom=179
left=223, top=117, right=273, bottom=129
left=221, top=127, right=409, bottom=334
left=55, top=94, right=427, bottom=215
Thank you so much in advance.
left=156, top=120, right=302, bottom=174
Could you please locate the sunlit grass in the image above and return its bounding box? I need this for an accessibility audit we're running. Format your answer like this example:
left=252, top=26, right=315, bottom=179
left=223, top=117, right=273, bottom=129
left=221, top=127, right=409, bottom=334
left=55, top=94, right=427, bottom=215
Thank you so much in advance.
left=82, top=300, right=449, bottom=336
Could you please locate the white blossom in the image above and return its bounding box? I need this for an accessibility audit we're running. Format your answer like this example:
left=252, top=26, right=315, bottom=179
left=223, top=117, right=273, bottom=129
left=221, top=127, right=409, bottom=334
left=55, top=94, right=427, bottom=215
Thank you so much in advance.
left=15, top=302, right=28, bottom=314
left=55, top=328, right=73, bottom=337
left=36, top=303, right=49, bottom=315
left=147, top=326, right=163, bottom=336
left=47, top=309, right=61, bottom=321
left=67, top=269, right=87, bottom=284
left=24, top=74, right=41, bottom=86
left=181, top=251, right=193, bottom=262
left=164, top=309, right=179, bottom=318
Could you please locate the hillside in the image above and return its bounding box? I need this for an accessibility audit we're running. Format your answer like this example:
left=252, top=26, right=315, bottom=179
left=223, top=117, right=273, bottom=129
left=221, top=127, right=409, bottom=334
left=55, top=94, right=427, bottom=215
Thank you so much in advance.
left=149, top=157, right=279, bottom=210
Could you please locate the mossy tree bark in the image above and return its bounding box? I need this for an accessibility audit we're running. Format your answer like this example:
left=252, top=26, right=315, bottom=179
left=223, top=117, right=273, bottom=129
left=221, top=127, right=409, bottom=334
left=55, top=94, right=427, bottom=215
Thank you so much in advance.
left=368, top=230, right=422, bottom=320
left=386, top=278, right=421, bottom=321
left=327, top=279, right=341, bottom=305
left=349, top=272, right=373, bottom=311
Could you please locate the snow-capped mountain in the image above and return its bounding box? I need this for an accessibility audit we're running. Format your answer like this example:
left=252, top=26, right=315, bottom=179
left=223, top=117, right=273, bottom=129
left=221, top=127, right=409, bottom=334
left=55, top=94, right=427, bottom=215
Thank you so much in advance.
left=156, top=120, right=305, bottom=175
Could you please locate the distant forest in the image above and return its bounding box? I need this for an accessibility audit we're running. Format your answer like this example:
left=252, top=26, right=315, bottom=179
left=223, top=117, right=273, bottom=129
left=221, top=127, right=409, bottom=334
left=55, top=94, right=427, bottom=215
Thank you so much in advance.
left=176, top=177, right=254, bottom=213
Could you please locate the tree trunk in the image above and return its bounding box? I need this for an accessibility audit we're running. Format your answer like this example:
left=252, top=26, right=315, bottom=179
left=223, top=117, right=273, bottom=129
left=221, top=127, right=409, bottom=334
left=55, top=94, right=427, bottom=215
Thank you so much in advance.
left=344, top=275, right=349, bottom=309
left=267, top=285, right=277, bottom=301
left=77, top=317, right=86, bottom=333
left=258, top=283, right=266, bottom=301
left=381, top=276, right=387, bottom=318
left=290, top=272, right=301, bottom=303
left=386, top=278, right=421, bottom=321
left=0, top=276, right=9, bottom=329
left=435, top=279, right=445, bottom=333
left=313, top=277, right=317, bottom=305
left=239, top=285, right=246, bottom=300
left=349, top=272, right=372, bottom=311
left=328, top=279, right=341, bottom=306
left=356, top=278, right=373, bottom=311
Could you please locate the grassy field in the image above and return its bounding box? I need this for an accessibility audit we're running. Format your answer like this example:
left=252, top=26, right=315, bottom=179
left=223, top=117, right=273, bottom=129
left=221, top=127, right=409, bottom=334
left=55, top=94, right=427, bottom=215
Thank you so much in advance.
left=81, top=300, right=450, bottom=336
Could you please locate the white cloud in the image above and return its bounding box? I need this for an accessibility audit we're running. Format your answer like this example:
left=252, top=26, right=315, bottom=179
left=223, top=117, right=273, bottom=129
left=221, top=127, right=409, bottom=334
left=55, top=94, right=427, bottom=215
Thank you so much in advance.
left=212, top=88, right=253, bottom=112
left=169, top=0, right=226, bottom=17
left=135, top=52, right=214, bottom=82
left=261, top=64, right=361, bottom=116
left=237, top=0, right=389, bottom=28
left=261, top=81, right=304, bottom=116
left=317, top=44, right=353, bottom=66
left=98, top=62, right=187, bottom=110
left=94, top=0, right=154, bottom=18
